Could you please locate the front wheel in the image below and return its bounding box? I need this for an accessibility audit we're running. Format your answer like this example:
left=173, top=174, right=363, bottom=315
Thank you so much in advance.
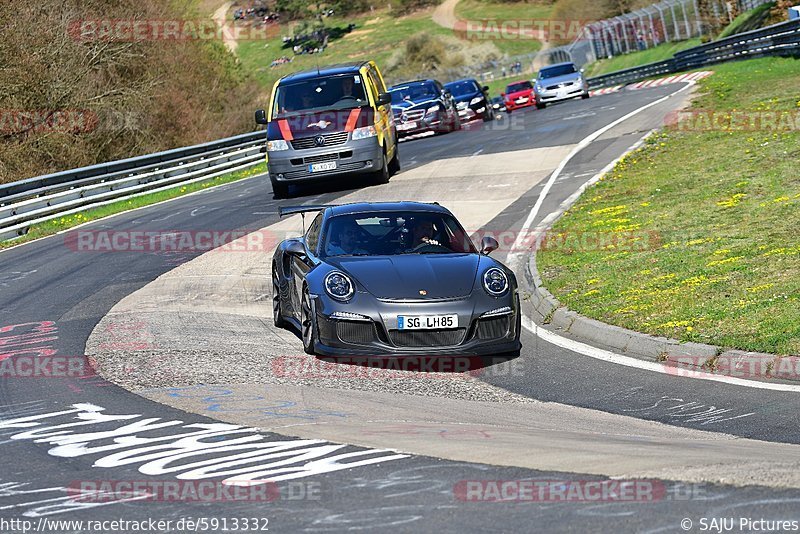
left=272, top=267, right=288, bottom=328
left=301, top=288, right=316, bottom=355
left=271, top=179, right=289, bottom=199
left=373, top=150, right=390, bottom=184
left=483, top=105, right=495, bottom=122
left=536, top=101, right=546, bottom=110
left=450, top=111, right=461, bottom=132
left=388, top=143, right=400, bottom=175
left=581, top=92, right=590, bottom=99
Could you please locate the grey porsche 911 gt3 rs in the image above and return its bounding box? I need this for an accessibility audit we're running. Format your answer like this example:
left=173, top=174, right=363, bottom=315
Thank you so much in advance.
left=272, top=202, right=521, bottom=357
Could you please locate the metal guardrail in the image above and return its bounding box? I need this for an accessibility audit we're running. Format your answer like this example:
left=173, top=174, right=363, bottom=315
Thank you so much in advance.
left=0, top=131, right=266, bottom=241
left=586, top=18, right=800, bottom=89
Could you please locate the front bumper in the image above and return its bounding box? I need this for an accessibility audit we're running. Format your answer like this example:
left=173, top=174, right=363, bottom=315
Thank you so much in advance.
left=456, top=101, right=487, bottom=121
left=505, top=96, right=535, bottom=111
left=394, top=112, right=446, bottom=137
left=311, top=292, right=521, bottom=357
left=266, top=135, right=382, bottom=184
left=538, top=84, right=587, bottom=103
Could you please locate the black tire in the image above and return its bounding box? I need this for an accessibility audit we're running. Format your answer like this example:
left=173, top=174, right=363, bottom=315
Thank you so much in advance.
left=581, top=92, right=590, bottom=99
left=272, top=266, right=288, bottom=329
left=271, top=179, right=289, bottom=199
left=373, top=149, right=390, bottom=184
left=483, top=105, right=495, bottom=122
left=300, top=287, right=316, bottom=355
left=536, top=102, right=546, bottom=110
left=388, top=143, right=400, bottom=175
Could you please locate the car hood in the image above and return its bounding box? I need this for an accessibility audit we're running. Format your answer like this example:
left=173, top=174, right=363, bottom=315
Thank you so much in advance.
left=327, top=254, right=480, bottom=300
left=505, top=88, right=533, bottom=99
left=452, top=91, right=481, bottom=103
left=391, top=98, right=440, bottom=114
left=538, top=73, right=582, bottom=87
left=267, top=107, right=374, bottom=140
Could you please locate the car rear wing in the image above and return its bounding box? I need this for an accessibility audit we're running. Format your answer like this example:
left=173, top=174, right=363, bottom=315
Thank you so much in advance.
left=278, top=205, right=338, bottom=218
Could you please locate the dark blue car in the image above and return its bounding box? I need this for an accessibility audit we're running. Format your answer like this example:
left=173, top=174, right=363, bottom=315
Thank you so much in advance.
left=444, top=78, right=495, bottom=122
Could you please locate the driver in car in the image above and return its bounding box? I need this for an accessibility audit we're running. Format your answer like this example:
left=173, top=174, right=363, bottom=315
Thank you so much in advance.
left=407, top=217, right=442, bottom=252
left=326, top=220, right=369, bottom=256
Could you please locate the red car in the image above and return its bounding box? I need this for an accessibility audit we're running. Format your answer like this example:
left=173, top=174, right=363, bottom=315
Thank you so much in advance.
left=502, top=80, right=537, bottom=112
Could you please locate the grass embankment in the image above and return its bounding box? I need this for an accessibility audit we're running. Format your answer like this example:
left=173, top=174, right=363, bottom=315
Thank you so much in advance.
left=0, top=164, right=266, bottom=249
left=455, top=0, right=551, bottom=56
left=584, top=39, right=702, bottom=77
left=537, top=57, right=800, bottom=355
left=237, top=8, right=453, bottom=92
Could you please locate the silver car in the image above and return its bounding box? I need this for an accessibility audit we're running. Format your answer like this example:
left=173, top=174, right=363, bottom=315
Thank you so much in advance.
left=534, top=62, right=590, bottom=108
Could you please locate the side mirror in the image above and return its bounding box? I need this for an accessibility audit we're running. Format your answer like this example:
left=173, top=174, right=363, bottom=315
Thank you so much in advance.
left=500, top=92, right=506, bottom=97
left=255, top=109, right=268, bottom=125
left=442, top=89, right=452, bottom=97
left=480, top=236, right=499, bottom=255
left=286, top=240, right=306, bottom=258
left=377, top=92, right=392, bottom=106
left=482, top=85, right=489, bottom=92
left=580, top=68, right=585, bottom=73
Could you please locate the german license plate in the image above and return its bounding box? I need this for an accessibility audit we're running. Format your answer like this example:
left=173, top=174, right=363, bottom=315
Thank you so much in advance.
left=397, top=314, right=458, bottom=330
left=516, top=97, right=528, bottom=104
left=396, top=121, right=417, bottom=131
left=308, top=161, right=337, bottom=173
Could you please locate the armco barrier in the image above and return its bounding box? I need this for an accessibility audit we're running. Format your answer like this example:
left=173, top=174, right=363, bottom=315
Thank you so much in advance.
left=587, top=18, right=800, bottom=89
left=0, top=131, right=265, bottom=241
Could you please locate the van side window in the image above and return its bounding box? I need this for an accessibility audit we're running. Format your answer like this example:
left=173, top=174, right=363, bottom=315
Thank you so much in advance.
left=369, top=67, right=386, bottom=93
left=365, top=69, right=380, bottom=103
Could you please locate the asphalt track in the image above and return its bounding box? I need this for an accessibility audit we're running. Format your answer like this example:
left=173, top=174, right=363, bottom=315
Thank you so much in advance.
left=2, top=84, right=800, bottom=533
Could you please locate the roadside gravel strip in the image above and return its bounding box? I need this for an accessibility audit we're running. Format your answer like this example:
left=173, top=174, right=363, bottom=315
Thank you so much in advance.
left=87, top=114, right=800, bottom=489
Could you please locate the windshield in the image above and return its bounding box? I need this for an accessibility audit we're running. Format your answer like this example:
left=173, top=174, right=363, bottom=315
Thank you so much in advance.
left=505, top=81, right=533, bottom=93
left=539, top=64, right=578, bottom=79
left=321, top=211, right=477, bottom=257
left=272, top=74, right=368, bottom=117
left=389, top=83, right=440, bottom=106
left=445, top=80, right=479, bottom=97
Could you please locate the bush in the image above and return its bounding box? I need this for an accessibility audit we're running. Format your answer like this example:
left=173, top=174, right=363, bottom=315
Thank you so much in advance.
left=0, top=0, right=260, bottom=183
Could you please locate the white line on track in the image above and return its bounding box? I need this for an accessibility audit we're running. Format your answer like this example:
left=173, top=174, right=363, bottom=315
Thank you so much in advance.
left=512, top=81, right=800, bottom=393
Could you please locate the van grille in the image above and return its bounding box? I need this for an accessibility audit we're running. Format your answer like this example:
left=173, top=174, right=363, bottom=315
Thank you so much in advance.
left=291, top=131, right=349, bottom=150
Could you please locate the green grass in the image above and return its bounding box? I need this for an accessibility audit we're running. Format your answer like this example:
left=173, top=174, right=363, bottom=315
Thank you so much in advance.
left=717, top=2, right=775, bottom=39
left=1, top=163, right=266, bottom=250
left=455, top=0, right=550, bottom=56
left=584, top=39, right=702, bottom=77
left=537, top=57, right=800, bottom=355
left=237, top=8, right=452, bottom=90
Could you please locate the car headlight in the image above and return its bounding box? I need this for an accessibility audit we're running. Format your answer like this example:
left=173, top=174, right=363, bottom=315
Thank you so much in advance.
left=351, top=125, right=377, bottom=140
left=470, top=96, right=483, bottom=106
left=324, top=271, right=354, bottom=301
left=483, top=268, right=509, bottom=296
left=267, top=139, right=289, bottom=151
left=425, top=105, right=441, bottom=115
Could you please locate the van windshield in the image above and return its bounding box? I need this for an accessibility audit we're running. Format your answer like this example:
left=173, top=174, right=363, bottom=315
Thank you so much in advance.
left=539, top=64, right=578, bottom=79
left=273, top=74, right=369, bottom=117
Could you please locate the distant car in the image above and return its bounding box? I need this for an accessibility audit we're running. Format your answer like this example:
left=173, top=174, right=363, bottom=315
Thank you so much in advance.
left=444, top=78, right=494, bottom=122
left=534, top=62, right=589, bottom=108
left=388, top=79, right=461, bottom=138
left=272, top=202, right=522, bottom=357
left=502, top=80, right=536, bottom=112
left=490, top=96, right=507, bottom=113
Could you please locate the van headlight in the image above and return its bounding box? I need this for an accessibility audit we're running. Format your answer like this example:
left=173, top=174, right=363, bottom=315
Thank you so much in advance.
left=351, top=125, right=377, bottom=140
left=483, top=268, right=509, bottom=296
left=325, top=271, right=354, bottom=301
left=470, top=96, right=483, bottom=105
left=425, top=105, right=441, bottom=116
left=267, top=139, right=290, bottom=151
